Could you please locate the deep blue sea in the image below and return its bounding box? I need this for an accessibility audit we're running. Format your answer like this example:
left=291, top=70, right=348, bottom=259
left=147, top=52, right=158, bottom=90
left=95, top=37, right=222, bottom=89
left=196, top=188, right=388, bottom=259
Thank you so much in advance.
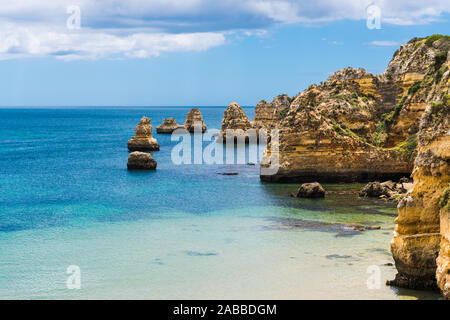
left=0, top=107, right=440, bottom=299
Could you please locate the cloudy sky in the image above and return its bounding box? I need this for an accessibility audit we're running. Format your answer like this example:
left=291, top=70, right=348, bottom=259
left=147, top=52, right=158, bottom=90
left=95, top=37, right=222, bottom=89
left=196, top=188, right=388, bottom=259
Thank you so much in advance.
left=1, top=0, right=449, bottom=106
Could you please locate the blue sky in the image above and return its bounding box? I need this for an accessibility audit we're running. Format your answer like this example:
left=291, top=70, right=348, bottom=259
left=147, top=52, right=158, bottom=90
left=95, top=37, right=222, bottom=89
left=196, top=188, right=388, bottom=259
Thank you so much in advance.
left=0, top=1, right=449, bottom=107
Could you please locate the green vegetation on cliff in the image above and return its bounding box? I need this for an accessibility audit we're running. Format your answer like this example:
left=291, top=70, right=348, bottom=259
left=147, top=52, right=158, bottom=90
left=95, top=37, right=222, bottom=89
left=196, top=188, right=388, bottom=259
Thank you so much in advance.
left=425, top=34, right=450, bottom=47
left=440, top=185, right=450, bottom=211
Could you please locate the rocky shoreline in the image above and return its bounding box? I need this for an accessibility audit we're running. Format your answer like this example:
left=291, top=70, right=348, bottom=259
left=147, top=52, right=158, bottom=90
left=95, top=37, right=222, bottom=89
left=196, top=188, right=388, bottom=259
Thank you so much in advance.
left=123, top=34, right=449, bottom=299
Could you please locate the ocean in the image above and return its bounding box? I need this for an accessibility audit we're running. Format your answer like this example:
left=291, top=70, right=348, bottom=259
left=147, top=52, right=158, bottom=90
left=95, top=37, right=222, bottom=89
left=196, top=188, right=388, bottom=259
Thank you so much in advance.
left=0, top=107, right=439, bottom=299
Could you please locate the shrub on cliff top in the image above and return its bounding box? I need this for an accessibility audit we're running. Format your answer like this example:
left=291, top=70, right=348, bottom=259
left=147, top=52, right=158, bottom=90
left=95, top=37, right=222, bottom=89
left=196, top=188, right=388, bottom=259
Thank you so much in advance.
left=425, top=34, right=450, bottom=47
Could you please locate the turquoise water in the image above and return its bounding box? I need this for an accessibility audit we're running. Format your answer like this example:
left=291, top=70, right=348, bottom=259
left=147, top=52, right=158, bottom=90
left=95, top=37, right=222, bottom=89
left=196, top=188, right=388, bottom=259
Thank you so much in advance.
left=0, top=108, right=439, bottom=299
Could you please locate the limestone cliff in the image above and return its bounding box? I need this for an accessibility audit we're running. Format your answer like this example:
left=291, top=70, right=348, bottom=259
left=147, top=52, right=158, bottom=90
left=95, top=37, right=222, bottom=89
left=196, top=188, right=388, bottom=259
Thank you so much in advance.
left=252, top=94, right=292, bottom=131
left=184, top=108, right=207, bottom=133
left=389, top=95, right=449, bottom=296
left=261, top=35, right=450, bottom=183
left=437, top=184, right=450, bottom=299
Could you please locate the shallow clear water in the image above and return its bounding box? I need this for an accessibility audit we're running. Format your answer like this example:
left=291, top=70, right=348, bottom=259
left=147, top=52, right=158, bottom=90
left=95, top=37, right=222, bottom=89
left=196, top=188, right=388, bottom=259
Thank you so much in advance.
left=0, top=108, right=440, bottom=299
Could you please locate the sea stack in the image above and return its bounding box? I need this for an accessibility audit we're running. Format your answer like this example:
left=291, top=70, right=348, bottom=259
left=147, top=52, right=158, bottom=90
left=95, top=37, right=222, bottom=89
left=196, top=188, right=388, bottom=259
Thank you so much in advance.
left=127, top=117, right=160, bottom=151
left=127, top=151, right=157, bottom=170
left=156, top=118, right=184, bottom=134
left=218, top=102, right=253, bottom=143
left=184, top=108, right=207, bottom=133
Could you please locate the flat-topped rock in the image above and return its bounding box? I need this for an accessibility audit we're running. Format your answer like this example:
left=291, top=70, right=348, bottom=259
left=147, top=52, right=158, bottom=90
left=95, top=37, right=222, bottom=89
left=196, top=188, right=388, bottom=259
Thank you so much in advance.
left=184, top=108, right=207, bottom=133
left=156, top=118, right=184, bottom=134
left=128, top=117, right=160, bottom=151
left=127, top=151, right=157, bottom=170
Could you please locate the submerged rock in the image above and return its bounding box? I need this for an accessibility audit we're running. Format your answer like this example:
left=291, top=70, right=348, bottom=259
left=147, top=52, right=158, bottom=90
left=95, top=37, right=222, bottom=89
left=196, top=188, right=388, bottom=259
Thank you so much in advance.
left=218, top=172, right=239, bottom=176
left=295, top=182, right=326, bottom=198
left=347, top=224, right=381, bottom=231
left=127, top=151, right=157, bottom=170
left=128, top=117, right=160, bottom=151
left=184, top=108, right=207, bottom=133
left=156, top=118, right=184, bottom=134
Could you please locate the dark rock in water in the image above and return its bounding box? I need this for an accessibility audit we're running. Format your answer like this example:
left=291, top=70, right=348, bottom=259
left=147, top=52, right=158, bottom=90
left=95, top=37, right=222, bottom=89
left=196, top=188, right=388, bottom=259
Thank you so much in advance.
left=295, top=182, right=325, bottom=198
left=347, top=224, right=381, bottom=231
left=247, top=162, right=256, bottom=165
left=185, top=250, right=218, bottom=256
left=128, top=117, right=160, bottom=151
left=156, top=117, right=184, bottom=133
left=359, top=180, right=411, bottom=202
left=359, top=181, right=387, bottom=197
left=218, top=172, right=239, bottom=175
left=127, top=151, right=157, bottom=170
left=326, top=254, right=352, bottom=260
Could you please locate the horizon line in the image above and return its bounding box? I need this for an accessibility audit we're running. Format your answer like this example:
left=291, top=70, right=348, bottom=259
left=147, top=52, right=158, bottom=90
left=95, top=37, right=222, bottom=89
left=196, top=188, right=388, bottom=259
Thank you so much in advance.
left=0, top=105, right=256, bottom=109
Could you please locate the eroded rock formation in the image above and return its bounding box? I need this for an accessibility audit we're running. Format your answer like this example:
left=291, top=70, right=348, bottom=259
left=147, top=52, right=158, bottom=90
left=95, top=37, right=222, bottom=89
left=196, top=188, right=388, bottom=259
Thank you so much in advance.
left=184, top=108, right=207, bottom=133
left=389, top=94, right=449, bottom=296
left=252, top=94, right=292, bottom=131
left=156, top=118, right=184, bottom=134
left=217, top=102, right=254, bottom=143
left=127, top=151, right=157, bottom=170
left=260, top=35, right=450, bottom=183
left=128, top=117, right=160, bottom=151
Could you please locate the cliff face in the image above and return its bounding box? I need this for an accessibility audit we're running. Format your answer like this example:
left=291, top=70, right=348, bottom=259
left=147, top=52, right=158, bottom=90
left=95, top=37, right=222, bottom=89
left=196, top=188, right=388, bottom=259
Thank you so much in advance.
left=252, top=94, right=292, bottom=131
left=261, top=35, right=450, bottom=183
left=389, top=96, right=449, bottom=295
left=437, top=185, right=450, bottom=299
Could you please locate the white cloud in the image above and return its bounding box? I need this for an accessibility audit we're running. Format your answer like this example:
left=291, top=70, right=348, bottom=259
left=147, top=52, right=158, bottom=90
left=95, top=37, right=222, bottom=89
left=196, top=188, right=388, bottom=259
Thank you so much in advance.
left=368, top=40, right=401, bottom=46
left=0, top=24, right=226, bottom=60
left=0, top=0, right=448, bottom=60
